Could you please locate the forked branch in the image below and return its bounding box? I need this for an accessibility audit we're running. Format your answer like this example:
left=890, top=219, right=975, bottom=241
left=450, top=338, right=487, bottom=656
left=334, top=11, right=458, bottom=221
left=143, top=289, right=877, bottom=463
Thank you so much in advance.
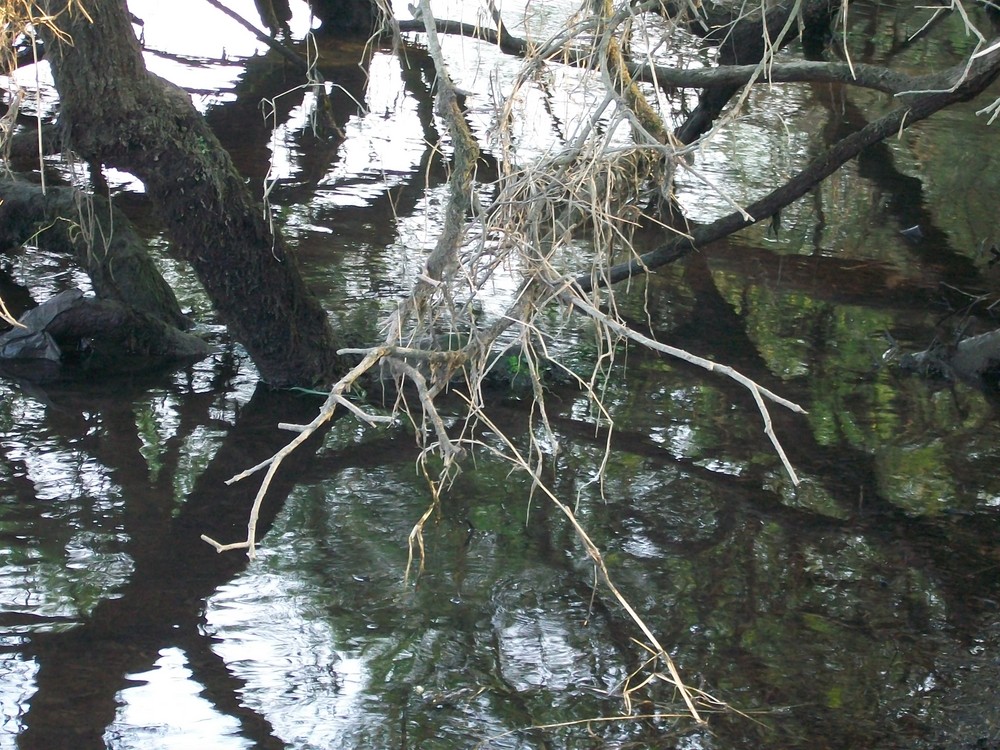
left=201, top=347, right=393, bottom=558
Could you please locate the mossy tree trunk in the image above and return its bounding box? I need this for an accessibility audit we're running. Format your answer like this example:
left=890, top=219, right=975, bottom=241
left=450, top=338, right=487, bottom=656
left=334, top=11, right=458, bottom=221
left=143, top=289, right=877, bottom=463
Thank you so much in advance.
left=0, top=178, right=189, bottom=329
left=39, top=0, right=344, bottom=386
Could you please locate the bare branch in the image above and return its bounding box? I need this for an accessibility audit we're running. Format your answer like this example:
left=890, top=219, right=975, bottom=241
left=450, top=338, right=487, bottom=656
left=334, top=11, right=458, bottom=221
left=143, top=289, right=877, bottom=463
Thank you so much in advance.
left=635, top=58, right=924, bottom=95
left=201, top=346, right=391, bottom=558
left=212, top=0, right=1000, bottom=730
left=585, top=38, right=1000, bottom=289
left=398, top=5, right=922, bottom=96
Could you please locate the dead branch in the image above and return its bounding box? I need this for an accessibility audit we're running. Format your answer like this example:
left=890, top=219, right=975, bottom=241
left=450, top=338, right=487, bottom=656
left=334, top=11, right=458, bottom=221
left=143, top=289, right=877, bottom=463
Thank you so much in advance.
left=635, top=59, right=924, bottom=95
left=398, top=3, right=922, bottom=97
left=201, top=346, right=392, bottom=558
left=555, top=280, right=806, bottom=483
left=212, top=1, right=1000, bottom=731
left=583, top=36, right=1000, bottom=289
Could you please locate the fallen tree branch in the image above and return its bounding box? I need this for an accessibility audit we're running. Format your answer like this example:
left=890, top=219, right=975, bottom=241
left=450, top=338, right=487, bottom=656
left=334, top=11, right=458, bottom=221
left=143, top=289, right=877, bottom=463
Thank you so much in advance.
left=397, top=8, right=925, bottom=96
left=636, top=58, right=921, bottom=95
left=384, top=0, right=481, bottom=347
left=581, top=37, right=1000, bottom=290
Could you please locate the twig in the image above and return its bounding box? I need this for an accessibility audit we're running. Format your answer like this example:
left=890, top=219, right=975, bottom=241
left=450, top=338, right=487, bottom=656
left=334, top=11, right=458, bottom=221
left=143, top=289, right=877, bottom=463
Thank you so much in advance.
left=201, top=347, right=390, bottom=558
left=462, top=399, right=707, bottom=723
left=555, top=281, right=806, bottom=484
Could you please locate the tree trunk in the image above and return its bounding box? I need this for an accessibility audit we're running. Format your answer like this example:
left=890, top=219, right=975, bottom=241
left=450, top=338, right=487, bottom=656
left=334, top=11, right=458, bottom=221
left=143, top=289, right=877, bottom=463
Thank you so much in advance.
left=39, top=0, right=344, bottom=387
left=0, top=178, right=190, bottom=329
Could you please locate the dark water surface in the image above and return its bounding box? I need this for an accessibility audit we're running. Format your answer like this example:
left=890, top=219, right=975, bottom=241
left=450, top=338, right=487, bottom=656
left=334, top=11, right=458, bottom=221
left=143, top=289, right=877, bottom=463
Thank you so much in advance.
left=3, top=1, right=1000, bottom=748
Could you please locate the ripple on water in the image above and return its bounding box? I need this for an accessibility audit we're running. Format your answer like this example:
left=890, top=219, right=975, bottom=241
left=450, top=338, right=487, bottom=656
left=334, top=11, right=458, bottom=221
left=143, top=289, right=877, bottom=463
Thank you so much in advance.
left=206, top=569, right=368, bottom=748
left=0, top=655, right=36, bottom=746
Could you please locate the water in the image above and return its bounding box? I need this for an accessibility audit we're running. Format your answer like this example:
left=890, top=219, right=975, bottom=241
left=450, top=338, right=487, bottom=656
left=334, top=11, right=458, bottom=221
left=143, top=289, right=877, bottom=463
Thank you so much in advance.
left=3, top=0, right=1000, bottom=748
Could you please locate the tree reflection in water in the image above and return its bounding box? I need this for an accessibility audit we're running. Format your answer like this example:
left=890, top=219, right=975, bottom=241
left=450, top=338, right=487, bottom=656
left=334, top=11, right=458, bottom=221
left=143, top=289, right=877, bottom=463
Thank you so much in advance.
left=2, top=0, right=1000, bottom=748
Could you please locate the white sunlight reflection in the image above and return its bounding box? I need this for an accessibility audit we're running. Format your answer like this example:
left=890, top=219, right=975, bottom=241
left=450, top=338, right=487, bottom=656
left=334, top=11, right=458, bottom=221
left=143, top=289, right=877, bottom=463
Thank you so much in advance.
left=312, top=53, right=425, bottom=208
left=207, top=570, right=368, bottom=748
left=107, top=648, right=248, bottom=750
left=129, top=0, right=316, bottom=108
left=0, top=655, right=37, bottom=743
left=675, top=81, right=816, bottom=223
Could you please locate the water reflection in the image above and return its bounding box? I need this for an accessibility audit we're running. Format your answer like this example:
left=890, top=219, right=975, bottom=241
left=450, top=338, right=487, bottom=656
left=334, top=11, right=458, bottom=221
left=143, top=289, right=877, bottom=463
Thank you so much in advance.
left=208, top=569, right=365, bottom=750
left=3, top=0, right=1000, bottom=748
left=132, top=0, right=317, bottom=109
left=108, top=648, right=248, bottom=750
left=302, top=54, right=426, bottom=209
left=194, top=461, right=636, bottom=748
left=1, top=245, right=998, bottom=747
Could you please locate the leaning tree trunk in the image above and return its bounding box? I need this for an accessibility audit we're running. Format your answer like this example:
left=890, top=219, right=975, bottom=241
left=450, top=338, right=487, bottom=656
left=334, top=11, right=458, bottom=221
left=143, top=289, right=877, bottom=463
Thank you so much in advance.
left=39, top=0, right=344, bottom=387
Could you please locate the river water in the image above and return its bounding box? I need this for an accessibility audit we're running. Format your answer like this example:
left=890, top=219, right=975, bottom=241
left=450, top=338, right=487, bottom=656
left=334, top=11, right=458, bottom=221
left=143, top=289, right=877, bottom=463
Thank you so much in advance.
left=2, top=0, right=1000, bottom=748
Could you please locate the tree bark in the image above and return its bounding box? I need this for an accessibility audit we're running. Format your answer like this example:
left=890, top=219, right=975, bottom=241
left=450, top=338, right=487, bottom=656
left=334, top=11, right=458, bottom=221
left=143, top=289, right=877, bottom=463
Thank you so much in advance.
left=0, top=178, right=190, bottom=329
left=39, top=0, right=344, bottom=387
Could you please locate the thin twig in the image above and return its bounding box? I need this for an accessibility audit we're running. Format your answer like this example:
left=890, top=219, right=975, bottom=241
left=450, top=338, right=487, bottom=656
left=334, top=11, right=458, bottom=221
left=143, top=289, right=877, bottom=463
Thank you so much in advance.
left=461, top=398, right=707, bottom=723
left=201, top=347, right=389, bottom=558
left=555, top=281, right=805, bottom=484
